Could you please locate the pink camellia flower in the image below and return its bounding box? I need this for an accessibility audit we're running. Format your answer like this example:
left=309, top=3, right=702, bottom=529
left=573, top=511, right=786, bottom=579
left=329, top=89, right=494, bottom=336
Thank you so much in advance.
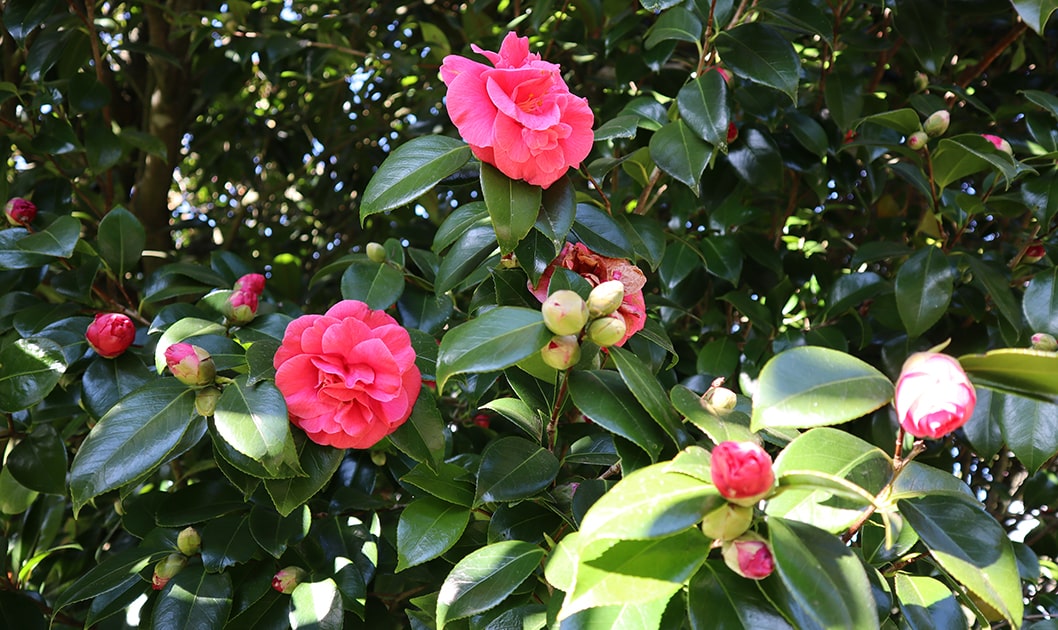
left=440, top=32, right=594, bottom=188
left=981, top=133, right=1013, bottom=155
left=273, top=300, right=421, bottom=449
left=4, top=197, right=37, bottom=225
left=894, top=352, right=976, bottom=439
left=165, top=343, right=216, bottom=387
left=710, top=441, right=775, bottom=506
left=234, top=273, right=266, bottom=294
left=529, top=242, right=647, bottom=347
left=226, top=289, right=259, bottom=325
left=721, top=533, right=775, bottom=580
left=85, top=313, right=136, bottom=358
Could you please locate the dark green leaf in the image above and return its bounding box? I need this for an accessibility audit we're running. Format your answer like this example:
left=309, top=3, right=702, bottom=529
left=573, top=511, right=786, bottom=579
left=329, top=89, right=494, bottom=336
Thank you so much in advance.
left=340, top=261, right=405, bottom=310
left=1009, top=0, right=1058, bottom=35
left=436, top=541, right=545, bottom=626
left=0, top=337, right=66, bottom=413
left=960, top=348, right=1058, bottom=403
left=96, top=207, right=145, bottom=280
left=649, top=120, right=710, bottom=196
left=894, top=574, right=963, bottom=630
left=678, top=70, right=729, bottom=148
left=16, top=215, right=80, bottom=258
left=361, top=135, right=472, bottom=219
left=249, top=504, right=310, bottom=559
left=214, top=377, right=296, bottom=475
left=568, top=370, right=665, bottom=461
left=436, top=307, right=552, bottom=392
left=290, top=579, right=344, bottom=630
left=700, top=236, right=743, bottom=284
left=571, top=203, right=634, bottom=259
left=7, top=424, right=66, bottom=494
left=401, top=462, right=476, bottom=507
left=894, top=0, right=949, bottom=73
left=931, top=134, right=1023, bottom=190
left=263, top=436, right=344, bottom=516
left=201, top=513, right=257, bottom=572
left=895, top=247, right=953, bottom=338
left=153, top=565, right=233, bottom=630
left=1023, top=267, right=1058, bottom=335
left=434, top=222, right=498, bottom=295
left=388, top=394, right=446, bottom=473
left=714, top=23, right=801, bottom=102
left=480, top=163, right=541, bottom=254
left=609, top=346, right=685, bottom=446
left=688, top=560, right=794, bottom=630
left=396, top=497, right=470, bottom=571
left=475, top=436, right=559, bottom=505
left=645, top=7, right=702, bottom=49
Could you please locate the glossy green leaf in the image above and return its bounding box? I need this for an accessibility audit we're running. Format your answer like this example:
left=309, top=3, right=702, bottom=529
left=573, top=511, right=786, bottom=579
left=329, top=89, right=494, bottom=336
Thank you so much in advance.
left=768, top=517, right=878, bottom=630
left=290, top=579, right=343, bottom=630
left=678, top=69, right=729, bottom=148
left=475, top=436, right=559, bottom=505
left=7, top=424, right=66, bottom=494
left=893, top=0, right=949, bottom=73
left=568, top=370, right=665, bottom=461
left=751, top=346, right=893, bottom=431
left=249, top=504, right=310, bottom=559
left=155, top=567, right=233, bottom=630
left=434, top=221, right=497, bottom=295
left=571, top=203, right=633, bottom=259
left=433, top=201, right=489, bottom=253
left=988, top=390, right=1058, bottom=472
left=0, top=337, right=66, bottom=413
left=1011, top=0, right=1058, bottom=35
left=388, top=394, right=446, bottom=472
left=649, top=120, right=709, bottom=196
left=645, top=7, right=702, bottom=49
left=85, top=123, right=123, bottom=170
left=0, top=468, right=37, bottom=515
left=3, top=0, right=62, bottom=43
left=53, top=533, right=175, bottom=613
left=361, top=135, right=472, bottom=219
left=558, top=599, right=670, bottom=630
left=895, top=247, right=953, bottom=338
left=1022, top=168, right=1058, bottom=225
left=436, top=306, right=552, bottom=392
left=894, top=574, right=963, bottom=630
left=609, top=346, right=685, bottom=445
left=487, top=501, right=563, bottom=544
left=960, top=348, right=1058, bottom=402
left=786, top=111, right=828, bottom=157
left=855, top=108, right=923, bottom=137
left=0, top=228, right=54, bottom=269
left=16, top=215, right=80, bottom=258
left=481, top=397, right=545, bottom=442
left=593, top=114, right=640, bottom=142
left=766, top=428, right=891, bottom=532
left=340, top=261, right=404, bottom=310
left=559, top=528, right=711, bottom=619
left=69, top=381, right=196, bottom=512
left=959, top=254, right=1020, bottom=328
left=726, top=128, right=783, bottom=191
left=436, top=540, right=545, bottom=627
left=688, top=560, right=794, bottom=630
left=700, top=235, right=743, bottom=284
left=263, top=436, right=344, bottom=516
left=401, top=462, right=476, bottom=507
left=214, top=377, right=295, bottom=475
left=898, top=495, right=1023, bottom=627
left=537, top=177, right=576, bottom=252
left=578, top=459, right=723, bottom=540
left=1023, top=267, right=1058, bottom=336
left=670, top=385, right=756, bottom=444
left=396, top=497, right=470, bottom=571
left=480, top=162, right=541, bottom=254
left=931, top=134, right=1022, bottom=190
left=714, top=23, right=800, bottom=103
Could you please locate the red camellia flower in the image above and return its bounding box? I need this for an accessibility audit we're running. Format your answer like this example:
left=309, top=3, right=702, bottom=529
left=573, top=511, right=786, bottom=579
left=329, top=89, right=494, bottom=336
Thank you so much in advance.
left=440, top=32, right=594, bottom=188
left=530, top=242, right=647, bottom=347
left=4, top=197, right=37, bottom=225
left=722, top=533, right=775, bottom=580
left=894, top=352, right=976, bottom=439
left=273, top=300, right=421, bottom=449
left=85, top=313, right=136, bottom=358
left=710, top=441, right=775, bottom=506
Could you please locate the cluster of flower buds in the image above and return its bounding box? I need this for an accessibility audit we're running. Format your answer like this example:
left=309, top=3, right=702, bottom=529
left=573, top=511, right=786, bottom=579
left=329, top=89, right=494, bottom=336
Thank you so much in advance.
left=703, top=440, right=777, bottom=579
left=538, top=281, right=627, bottom=370
left=272, top=566, right=308, bottom=594
left=85, top=312, right=136, bottom=358
left=907, top=110, right=950, bottom=151
left=226, top=273, right=265, bottom=325
left=165, top=343, right=216, bottom=387
left=151, top=526, right=202, bottom=590
left=4, top=197, right=37, bottom=226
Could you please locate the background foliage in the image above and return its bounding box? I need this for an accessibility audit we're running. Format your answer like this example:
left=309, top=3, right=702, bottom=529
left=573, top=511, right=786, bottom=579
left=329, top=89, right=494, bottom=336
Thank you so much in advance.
left=3, top=0, right=1058, bottom=627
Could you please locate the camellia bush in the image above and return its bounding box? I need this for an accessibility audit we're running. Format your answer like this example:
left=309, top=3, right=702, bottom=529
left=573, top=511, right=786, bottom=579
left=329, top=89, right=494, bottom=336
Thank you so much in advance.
left=3, top=0, right=1058, bottom=628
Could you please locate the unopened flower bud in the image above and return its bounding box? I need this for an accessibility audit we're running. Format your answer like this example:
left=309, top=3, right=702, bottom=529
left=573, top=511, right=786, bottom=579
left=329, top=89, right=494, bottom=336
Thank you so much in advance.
left=233, top=273, right=265, bottom=294
left=587, top=315, right=627, bottom=347
left=541, top=335, right=581, bottom=370
left=906, top=131, right=929, bottom=151
left=711, top=441, right=775, bottom=506
left=4, top=197, right=37, bottom=225
left=152, top=553, right=187, bottom=590
left=895, top=352, right=975, bottom=439
left=164, top=343, right=216, bottom=387
left=982, top=134, right=1013, bottom=155
left=587, top=280, right=625, bottom=317
left=177, top=527, right=201, bottom=555
left=195, top=387, right=222, bottom=416
left=1024, top=242, right=1046, bottom=264
left=1031, top=333, right=1058, bottom=352
left=913, top=72, right=929, bottom=92
left=703, top=386, right=739, bottom=414
left=272, top=566, right=308, bottom=594
left=726, top=122, right=738, bottom=145
left=923, top=110, right=950, bottom=137
left=85, top=313, right=136, bottom=358
left=225, top=289, right=259, bottom=325
left=542, top=290, right=589, bottom=336
left=366, top=242, right=387, bottom=263
left=700, top=503, right=753, bottom=541
left=721, top=533, right=774, bottom=580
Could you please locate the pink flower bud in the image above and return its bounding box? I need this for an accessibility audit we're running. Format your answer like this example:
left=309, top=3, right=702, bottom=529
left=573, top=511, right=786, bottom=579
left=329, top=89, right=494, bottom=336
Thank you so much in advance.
left=587, top=314, right=626, bottom=348
left=710, top=441, right=775, bottom=506
left=726, top=122, right=738, bottom=145
left=1024, top=242, right=1046, bottom=264
left=923, top=110, right=950, bottom=137
left=272, top=566, right=308, bottom=594
left=226, top=289, right=259, bottom=325
left=4, top=197, right=37, bottom=225
left=981, top=134, right=1013, bottom=155
left=233, top=273, right=266, bottom=294
left=1031, top=333, right=1058, bottom=352
left=541, top=290, right=589, bottom=336
left=715, top=67, right=732, bottom=85
left=85, top=313, right=136, bottom=358
left=541, top=335, right=581, bottom=370
left=906, top=131, right=929, bottom=151
left=700, top=503, right=753, bottom=541
left=164, top=343, right=216, bottom=387
left=152, top=553, right=187, bottom=590
left=177, top=527, right=201, bottom=555
left=722, top=533, right=774, bottom=580
left=894, top=352, right=976, bottom=439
